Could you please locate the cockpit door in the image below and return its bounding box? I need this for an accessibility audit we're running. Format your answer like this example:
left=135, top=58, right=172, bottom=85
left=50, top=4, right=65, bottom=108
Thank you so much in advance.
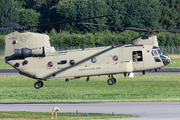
left=132, top=51, right=144, bottom=71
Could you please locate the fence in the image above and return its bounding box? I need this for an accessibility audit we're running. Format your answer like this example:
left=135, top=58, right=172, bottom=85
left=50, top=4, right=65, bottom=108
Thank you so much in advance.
left=159, top=46, right=180, bottom=55
left=0, top=47, right=4, bottom=56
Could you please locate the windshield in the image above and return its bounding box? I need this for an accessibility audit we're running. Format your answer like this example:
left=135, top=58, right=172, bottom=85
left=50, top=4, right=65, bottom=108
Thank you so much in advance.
left=157, top=49, right=162, bottom=55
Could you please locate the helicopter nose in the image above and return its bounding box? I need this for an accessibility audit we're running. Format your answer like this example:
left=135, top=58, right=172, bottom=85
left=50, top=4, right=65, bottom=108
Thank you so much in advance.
left=160, top=55, right=171, bottom=66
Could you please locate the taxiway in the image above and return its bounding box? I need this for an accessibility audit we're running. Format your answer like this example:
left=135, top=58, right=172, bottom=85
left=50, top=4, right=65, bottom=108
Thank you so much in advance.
left=0, top=102, right=180, bottom=120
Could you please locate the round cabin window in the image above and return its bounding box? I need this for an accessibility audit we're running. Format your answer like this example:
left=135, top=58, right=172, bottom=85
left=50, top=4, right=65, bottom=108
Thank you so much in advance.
left=91, top=58, right=97, bottom=63
left=113, top=55, right=118, bottom=61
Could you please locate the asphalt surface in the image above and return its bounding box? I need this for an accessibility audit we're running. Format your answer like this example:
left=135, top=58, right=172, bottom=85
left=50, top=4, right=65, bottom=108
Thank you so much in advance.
left=0, top=69, right=19, bottom=75
left=0, top=69, right=180, bottom=120
left=0, top=102, right=180, bottom=120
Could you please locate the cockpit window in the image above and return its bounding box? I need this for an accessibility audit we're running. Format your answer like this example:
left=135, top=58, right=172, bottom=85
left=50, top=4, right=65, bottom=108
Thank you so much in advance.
left=152, top=46, right=163, bottom=55
left=151, top=50, right=158, bottom=56
left=154, top=57, right=161, bottom=62
left=152, top=49, right=163, bottom=62
left=151, top=50, right=154, bottom=56
left=154, top=50, right=158, bottom=56
left=49, top=39, right=52, bottom=46
left=152, top=46, right=159, bottom=49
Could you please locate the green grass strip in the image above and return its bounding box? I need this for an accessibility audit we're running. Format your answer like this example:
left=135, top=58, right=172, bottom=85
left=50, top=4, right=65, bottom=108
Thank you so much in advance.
left=0, top=111, right=138, bottom=120
left=0, top=59, right=13, bottom=69
left=164, top=58, right=180, bottom=68
left=1, top=74, right=180, bottom=102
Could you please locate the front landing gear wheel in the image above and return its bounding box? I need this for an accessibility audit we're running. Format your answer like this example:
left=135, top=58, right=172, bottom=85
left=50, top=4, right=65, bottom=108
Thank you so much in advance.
left=34, top=81, right=43, bottom=89
left=107, top=78, right=115, bottom=85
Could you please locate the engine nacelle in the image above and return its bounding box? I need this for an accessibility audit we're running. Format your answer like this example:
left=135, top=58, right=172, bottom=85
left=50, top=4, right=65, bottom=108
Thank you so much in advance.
left=5, top=31, right=55, bottom=61
left=14, top=47, right=44, bottom=58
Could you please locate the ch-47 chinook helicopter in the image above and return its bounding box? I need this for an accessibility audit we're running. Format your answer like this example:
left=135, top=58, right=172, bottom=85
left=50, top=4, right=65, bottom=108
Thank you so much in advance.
left=0, top=14, right=175, bottom=89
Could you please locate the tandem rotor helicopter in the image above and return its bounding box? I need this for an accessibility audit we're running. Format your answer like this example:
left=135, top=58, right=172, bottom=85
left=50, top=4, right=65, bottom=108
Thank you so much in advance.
left=0, top=14, right=178, bottom=89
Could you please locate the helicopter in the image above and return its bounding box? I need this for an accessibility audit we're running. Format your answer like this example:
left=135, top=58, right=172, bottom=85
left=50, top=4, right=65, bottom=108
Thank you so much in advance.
left=0, top=15, right=174, bottom=89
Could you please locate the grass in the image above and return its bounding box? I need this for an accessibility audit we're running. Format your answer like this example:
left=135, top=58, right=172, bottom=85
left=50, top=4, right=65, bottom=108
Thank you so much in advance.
left=1, top=74, right=180, bottom=102
left=0, top=111, right=138, bottom=120
left=0, top=59, right=13, bottom=69
left=164, top=58, right=180, bottom=68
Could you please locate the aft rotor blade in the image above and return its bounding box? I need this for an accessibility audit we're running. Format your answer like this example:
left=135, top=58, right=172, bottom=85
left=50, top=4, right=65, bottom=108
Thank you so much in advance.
left=79, top=23, right=151, bottom=33
left=157, top=30, right=180, bottom=33
left=5, top=23, right=22, bottom=28
left=31, top=14, right=115, bottom=28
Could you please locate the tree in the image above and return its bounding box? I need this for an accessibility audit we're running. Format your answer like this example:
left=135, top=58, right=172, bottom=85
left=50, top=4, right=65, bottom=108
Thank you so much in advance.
left=18, top=9, right=40, bottom=32
left=122, top=0, right=161, bottom=29
left=48, top=0, right=111, bottom=33
left=0, top=35, right=5, bottom=48
left=19, top=0, right=59, bottom=32
left=159, top=0, right=180, bottom=29
left=105, top=0, right=126, bottom=32
left=0, top=0, right=21, bottom=34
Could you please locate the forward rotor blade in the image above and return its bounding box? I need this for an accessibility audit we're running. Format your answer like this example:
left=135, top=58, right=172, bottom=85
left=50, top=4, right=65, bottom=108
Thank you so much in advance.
left=0, top=27, right=14, bottom=30
left=80, top=23, right=180, bottom=33
left=79, top=23, right=151, bottom=33
left=0, top=14, right=114, bottom=31
left=31, top=14, right=115, bottom=28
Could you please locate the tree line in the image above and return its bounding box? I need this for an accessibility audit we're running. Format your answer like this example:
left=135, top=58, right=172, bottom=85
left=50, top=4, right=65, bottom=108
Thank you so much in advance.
left=0, top=0, right=180, bottom=49
left=47, top=30, right=180, bottom=49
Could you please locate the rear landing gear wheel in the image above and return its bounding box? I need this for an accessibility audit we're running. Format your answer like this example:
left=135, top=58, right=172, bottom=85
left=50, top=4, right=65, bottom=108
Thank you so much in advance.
left=34, top=81, right=43, bottom=89
left=113, top=78, right=116, bottom=84
left=40, top=81, right=44, bottom=87
left=107, top=78, right=115, bottom=85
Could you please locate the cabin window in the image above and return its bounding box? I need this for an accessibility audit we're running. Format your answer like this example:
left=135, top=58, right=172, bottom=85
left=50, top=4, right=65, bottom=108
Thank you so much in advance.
left=133, top=51, right=143, bottom=62
left=69, top=59, right=75, bottom=65
left=91, top=58, right=97, bottom=63
left=47, top=62, right=53, bottom=67
left=112, top=55, right=118, bottom=61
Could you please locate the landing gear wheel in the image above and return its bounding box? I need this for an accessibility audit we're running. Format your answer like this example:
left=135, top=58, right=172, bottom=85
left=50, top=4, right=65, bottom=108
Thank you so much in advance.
left=40, top=81, right=44, bottom=87
left=34, top=81, right=43, bottom=89
left=112, top=78, right=116, bottom=84
left=107, top=78, right=115, bottom=85
left=65, top=79, right=69, bottom=82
